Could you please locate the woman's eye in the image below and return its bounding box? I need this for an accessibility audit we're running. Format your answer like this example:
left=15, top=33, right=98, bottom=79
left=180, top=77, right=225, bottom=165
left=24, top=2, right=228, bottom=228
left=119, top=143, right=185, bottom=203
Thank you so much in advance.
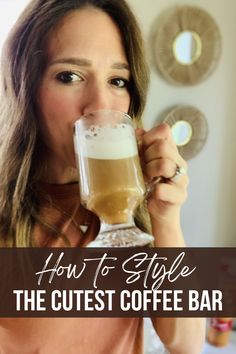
left=56, top=71, right=82, bottom=84
left=110, top=78, right=129, bottom=88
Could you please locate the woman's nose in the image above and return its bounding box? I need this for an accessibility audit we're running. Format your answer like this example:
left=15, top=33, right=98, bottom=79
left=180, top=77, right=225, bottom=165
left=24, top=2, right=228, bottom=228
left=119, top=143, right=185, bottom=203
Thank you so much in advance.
left=81, top=82, right=110, bottom=116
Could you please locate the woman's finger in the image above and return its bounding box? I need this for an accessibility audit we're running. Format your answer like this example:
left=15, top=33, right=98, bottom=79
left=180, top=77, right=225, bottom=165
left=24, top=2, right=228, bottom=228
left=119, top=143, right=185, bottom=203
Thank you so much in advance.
left=143, top=139, right=187, bottom=169
left=148, top=178, right=189, bottom=205
left=141, top=123, right=177, bottom=151
left=144, top=158, right=178, bottom=180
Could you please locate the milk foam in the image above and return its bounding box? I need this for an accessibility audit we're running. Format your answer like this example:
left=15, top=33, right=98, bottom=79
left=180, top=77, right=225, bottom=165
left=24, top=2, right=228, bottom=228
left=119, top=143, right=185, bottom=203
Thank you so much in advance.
left=74, top=123, right=138, bottom=159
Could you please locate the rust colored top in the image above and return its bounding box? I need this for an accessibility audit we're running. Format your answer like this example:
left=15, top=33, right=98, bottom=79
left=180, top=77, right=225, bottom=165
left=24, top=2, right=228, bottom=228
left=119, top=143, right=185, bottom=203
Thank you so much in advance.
left=33, top=182, right=100, bottom=247
left=0, top=317, right=143, bottom=354
left=0, top=183, right=144, bottom=354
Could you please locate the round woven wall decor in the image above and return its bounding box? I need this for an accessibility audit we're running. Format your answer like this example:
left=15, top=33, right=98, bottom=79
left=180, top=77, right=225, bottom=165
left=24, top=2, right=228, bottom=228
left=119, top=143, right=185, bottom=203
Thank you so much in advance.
left=164, top=105, right=208, bottom=160
left=152, top=6, right=221, bottom=85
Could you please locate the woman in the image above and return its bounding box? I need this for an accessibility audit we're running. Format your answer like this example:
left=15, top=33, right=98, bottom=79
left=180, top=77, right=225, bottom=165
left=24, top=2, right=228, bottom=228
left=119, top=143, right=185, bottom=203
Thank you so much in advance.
left=0, top=0, right=205, bottom=353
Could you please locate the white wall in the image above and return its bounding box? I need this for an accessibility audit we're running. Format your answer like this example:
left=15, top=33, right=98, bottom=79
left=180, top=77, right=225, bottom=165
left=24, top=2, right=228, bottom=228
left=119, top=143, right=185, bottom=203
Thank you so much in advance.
left=1, top=0, right=236, bottom=246
left=0, top=0, right=30, bottom=51
left=127, top=0, right=236, bottom=246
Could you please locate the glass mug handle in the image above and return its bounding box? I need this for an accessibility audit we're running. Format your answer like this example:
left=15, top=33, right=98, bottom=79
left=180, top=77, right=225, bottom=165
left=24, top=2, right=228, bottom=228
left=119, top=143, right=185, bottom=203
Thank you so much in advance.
left=145, top=176, right=162, bottom=199
left=144, top=167, right=187, bottom=199
left=136, top=135, right=162, bottom=199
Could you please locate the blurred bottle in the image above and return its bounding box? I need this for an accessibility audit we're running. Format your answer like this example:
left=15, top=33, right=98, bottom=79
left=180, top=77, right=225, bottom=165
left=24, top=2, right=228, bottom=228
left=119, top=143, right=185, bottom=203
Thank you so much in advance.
left=207, top=318, right=233, bottom=347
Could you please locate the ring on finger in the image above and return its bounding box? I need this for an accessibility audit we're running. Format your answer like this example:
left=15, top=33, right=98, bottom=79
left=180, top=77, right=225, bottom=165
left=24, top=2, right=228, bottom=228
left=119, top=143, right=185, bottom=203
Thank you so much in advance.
left=170, top=165, right=187, bottom=182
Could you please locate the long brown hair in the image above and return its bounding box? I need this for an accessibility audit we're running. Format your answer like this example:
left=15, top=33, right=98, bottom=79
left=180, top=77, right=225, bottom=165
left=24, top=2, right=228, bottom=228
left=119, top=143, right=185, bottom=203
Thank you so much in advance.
left=0, top=0, right=150, bottom=246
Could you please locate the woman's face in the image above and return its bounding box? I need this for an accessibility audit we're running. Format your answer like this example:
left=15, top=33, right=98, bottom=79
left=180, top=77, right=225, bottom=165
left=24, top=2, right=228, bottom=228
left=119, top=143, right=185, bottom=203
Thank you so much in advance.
left=37, top=7, right=130, bottom=168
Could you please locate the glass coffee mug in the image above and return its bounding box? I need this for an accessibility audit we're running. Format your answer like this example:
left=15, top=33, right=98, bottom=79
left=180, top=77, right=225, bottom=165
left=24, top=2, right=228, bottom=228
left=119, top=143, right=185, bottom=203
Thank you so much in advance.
left=74, top=110, right=154, bottom=247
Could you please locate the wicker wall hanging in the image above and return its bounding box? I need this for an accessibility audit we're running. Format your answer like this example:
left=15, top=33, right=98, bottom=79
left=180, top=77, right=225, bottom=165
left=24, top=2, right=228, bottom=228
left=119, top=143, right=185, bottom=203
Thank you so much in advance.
left=164, top=105, right=208, bottom=160
left=152, top=6, right=221, bottom=85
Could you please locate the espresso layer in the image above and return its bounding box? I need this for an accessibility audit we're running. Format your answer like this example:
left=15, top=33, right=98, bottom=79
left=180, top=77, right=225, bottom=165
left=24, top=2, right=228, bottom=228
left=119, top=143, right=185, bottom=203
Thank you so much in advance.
left=78, top=156, right=145, bottom=224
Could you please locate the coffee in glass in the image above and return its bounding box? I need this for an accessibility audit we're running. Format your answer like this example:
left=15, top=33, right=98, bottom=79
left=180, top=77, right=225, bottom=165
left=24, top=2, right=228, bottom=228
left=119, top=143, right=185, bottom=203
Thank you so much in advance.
left=74, top=110, right=154, bottom=247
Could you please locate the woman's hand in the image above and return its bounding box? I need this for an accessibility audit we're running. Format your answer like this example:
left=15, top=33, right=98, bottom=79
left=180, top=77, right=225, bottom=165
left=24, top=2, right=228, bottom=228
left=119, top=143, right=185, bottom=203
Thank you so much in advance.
left=136, top=123, right=189, bottom=227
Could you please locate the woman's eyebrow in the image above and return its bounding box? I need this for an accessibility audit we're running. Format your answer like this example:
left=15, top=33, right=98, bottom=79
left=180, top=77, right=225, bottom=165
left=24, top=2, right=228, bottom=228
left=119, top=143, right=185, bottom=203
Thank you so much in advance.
left=111, top=62, right=130, bottom=71
left=49, top=57, right=130, bottom=71
left=49, top=57, right=92, bottom=67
